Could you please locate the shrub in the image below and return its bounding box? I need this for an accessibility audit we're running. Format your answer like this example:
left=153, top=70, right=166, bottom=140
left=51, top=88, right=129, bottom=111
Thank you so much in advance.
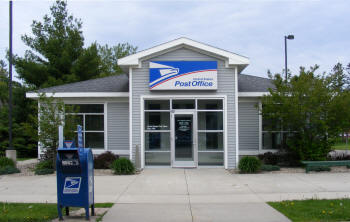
left=308, top=166, right=331, bottom=172
left=94, top=152, right=119, bottom=169
left=0, top=166, right=20, bottom=175
left=238, top=156, right=261, bottom=173
left=261, top=164, right=280, bottom=171
left=278, top=151, right=301, bottom=167
left=111, top=158, right=135, bottom=175
left=347, top=165, right=350, bottom=169
left=36, top=160, right=54, bottom=170
left=0, top=157, right=15, bottom=168
left=35, top=168, right=54, bottom=175
left=35, top=160, right=54, bottom=175
left=258, top=152, right=279, bottom=165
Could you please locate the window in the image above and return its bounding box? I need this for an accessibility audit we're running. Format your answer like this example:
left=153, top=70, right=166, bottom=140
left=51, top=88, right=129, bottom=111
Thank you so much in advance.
left=197, top=100, right=224, bottom=166
left=144, top=100, right=171, bottom=166
left=65, top=104, right=105, bottom=149
left=262, top=115, right=290, bottom=150
left=172, top=100, right=195, bottom=109
left=143, top=98, right=225, bottom=166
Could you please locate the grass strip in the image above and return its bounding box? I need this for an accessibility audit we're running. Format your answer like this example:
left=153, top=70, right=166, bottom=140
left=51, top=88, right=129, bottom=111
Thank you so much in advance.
left=268, top=199, right=350, bottom=222
left=0, top=202, right=113, bottom=222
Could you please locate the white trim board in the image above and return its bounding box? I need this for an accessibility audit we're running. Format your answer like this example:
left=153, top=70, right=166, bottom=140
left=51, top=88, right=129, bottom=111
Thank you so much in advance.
left=26, top=92, right=129, bottom=98
left=129, top=67, right=133, bottom=161
left=235, top=66, right=239, bottom=168
left=27, top=91, right=270, bottom=99
left=238, top=92, right=269, bottom=97
left=118, top=37, right=249, bottom=68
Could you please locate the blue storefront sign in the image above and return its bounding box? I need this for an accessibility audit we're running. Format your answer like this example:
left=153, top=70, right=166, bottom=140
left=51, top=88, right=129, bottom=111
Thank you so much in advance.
left=149, top=61, right=217, bottom=90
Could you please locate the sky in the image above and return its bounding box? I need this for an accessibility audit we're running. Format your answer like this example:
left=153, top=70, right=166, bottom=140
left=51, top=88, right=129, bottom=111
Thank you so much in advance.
left=0, top=0, right=349, bottom=82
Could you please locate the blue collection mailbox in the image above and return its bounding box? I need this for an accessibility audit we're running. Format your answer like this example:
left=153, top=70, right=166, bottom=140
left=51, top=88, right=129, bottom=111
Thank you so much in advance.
left=56, top=146, right=94, bottom=220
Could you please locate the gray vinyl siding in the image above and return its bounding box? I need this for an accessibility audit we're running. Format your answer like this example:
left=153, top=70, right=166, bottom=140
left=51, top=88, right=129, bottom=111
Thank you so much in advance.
left=131, top=47, right=237, bottom=168
left=238, top=101, right=259, bottom=151
left=107, top=102, right=129, bottom=151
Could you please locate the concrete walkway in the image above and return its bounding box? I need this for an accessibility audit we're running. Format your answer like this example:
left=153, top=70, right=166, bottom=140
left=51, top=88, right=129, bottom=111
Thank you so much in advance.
left=1, top=169, right=350, bottom=221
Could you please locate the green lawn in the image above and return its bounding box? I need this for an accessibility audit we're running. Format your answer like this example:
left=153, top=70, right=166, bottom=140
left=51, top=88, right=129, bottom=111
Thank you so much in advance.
left=332, top=142, right=350, bottom=150
left=0, top=202, right=113, bottom=222
left=268, top=199, right=350, bottom=222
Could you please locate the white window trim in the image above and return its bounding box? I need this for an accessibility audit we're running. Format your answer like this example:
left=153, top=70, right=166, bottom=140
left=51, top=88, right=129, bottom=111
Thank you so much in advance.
left=64, top=102, right=106, bottom=151
left=140, top=95, right=227, bottom=169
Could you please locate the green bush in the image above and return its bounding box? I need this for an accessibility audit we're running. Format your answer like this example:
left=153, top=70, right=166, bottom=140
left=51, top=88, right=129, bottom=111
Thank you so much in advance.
left=34, top=160, right=54, bottom=175
left=94, top=152, right=119, bottom=169
left=308, top=166, right=331, bottom=172
left=111, top=158, right=135, bottom=175
left=238, top=156, right=261, bottom=173
left=261, top=164, right=280, bottom=171
left=347, top=165, right=350, bottom=169
left=0, top=157, right=15, bottom=168
left=35, top=168, right=54, bottom=175
left=35, top=160, right=53, bottom=170
left=0, top=166, right=20, bottom=175
left=258, top=152, right=279, bottom=165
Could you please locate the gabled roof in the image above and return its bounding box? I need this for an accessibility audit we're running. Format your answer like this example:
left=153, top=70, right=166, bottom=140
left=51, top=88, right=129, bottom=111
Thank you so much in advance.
left=118, top=37, right=250, bottom=72
left=238, top=74, right=274, bottom=92
left=27, top=73, right=274, bottom=99
left=26, top=74, right=129, bottom=98
left=37, top=74, right=129, bottom=93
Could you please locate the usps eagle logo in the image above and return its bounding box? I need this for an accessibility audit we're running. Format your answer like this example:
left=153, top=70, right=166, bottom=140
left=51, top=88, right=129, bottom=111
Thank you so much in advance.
left=63, top=177, right=82, bottom=194
left=149, top=61, right=217, bottom=90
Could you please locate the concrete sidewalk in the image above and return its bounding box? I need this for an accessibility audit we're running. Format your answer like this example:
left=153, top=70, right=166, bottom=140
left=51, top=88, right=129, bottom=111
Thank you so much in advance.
left=1, top=169, right=350, bottom=221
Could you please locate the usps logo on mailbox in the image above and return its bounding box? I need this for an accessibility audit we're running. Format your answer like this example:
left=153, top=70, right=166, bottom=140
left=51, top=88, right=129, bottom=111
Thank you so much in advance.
left=63, top=177, right=81, bottom=194
left=149, top=61, right=217, bottom=90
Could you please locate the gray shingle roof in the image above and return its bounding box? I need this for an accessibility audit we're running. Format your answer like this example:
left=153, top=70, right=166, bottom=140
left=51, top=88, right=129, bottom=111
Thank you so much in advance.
left=36, top=74, right=129, bottom=93
left=238, top=74, right=274, bottom=92
left=34, top=73, right=273, bottom=93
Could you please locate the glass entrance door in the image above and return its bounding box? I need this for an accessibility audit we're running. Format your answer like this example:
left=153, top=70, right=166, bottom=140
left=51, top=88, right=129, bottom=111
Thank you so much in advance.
left=172, top=112, right=196, bottom=167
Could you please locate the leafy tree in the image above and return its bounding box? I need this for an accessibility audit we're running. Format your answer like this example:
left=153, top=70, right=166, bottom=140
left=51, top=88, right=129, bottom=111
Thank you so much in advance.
left=98, top=43, right=137, bottom=77
left=261, top=65, right=350, bottom=161
left=13, top=0, right=100, bottom=88
left=37, top=94, right=78, bottom=162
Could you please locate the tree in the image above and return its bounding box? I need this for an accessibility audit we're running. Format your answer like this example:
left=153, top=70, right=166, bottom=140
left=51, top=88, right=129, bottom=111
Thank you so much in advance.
left=37, top=94, right=78, bottom=161
left=0, top=60, right=37, bottom=157
left=261, top=65, right=350, bottom=161
left=13, top=0, right=100, bottom=88
left=98, top=43, right=137, bottom=77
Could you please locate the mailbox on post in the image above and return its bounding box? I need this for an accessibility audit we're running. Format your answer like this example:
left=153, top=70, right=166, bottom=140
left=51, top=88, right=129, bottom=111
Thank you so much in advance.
left=56, top=145, right=94, bottom=220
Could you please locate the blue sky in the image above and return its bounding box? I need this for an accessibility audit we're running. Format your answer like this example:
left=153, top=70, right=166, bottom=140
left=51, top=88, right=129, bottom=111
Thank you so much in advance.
left=0, top=0, right=349, bottom=81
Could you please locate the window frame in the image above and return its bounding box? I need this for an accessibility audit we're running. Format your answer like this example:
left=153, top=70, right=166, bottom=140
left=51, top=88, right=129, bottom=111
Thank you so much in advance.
left=143, top=97, right=225, bottom=167
left=65, top=103, right=106, bottom=150
left=260, top=102, right=292, bottom=150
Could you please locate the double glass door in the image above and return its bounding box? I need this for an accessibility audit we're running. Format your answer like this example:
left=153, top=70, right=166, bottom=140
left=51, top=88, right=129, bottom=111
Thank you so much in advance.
left=171, top=111, right=196, bottom=167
